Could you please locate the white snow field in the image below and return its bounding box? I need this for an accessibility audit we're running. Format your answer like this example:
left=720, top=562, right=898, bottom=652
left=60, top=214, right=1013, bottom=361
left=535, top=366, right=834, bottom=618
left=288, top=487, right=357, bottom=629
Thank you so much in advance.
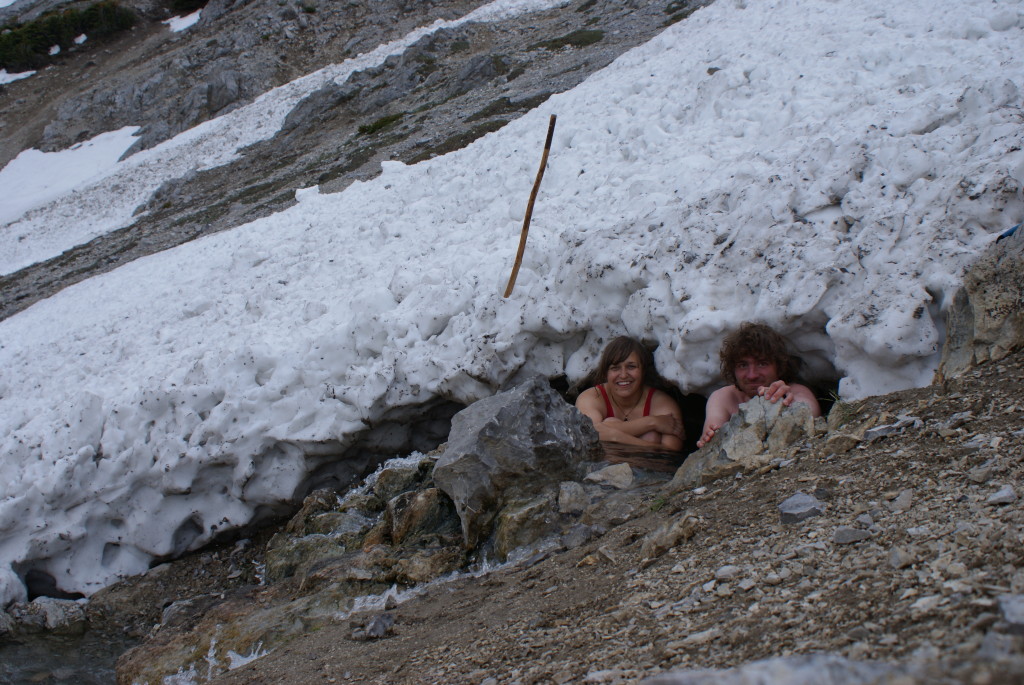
left=0, top=0, right=1022, bottom=601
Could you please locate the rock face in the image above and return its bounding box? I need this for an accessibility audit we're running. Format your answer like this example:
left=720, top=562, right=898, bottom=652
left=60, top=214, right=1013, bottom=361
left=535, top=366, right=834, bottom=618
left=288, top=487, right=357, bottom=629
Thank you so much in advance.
left=14, top=348, right=1019, bottom=684
left=671, top=397, right=815, bottom=489
left=113, top=377, right=639, bottom=684
left=433, top=375, right=601, bottom=548
left=937, top=227, right=1024, bottom=380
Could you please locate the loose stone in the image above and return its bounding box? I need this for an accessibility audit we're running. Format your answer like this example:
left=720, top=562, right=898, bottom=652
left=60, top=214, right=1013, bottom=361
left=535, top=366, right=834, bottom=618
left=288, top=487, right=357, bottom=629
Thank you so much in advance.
left=834, top=527, right=872, bottom=545
left=999, top=595, right=1024, bottom=635
left=779, top=492, right=826, bottom=524
left=889, top=547, right=916, bottom=569
left=586, top=463, right=635, bottom=490
left=715, top=565, right=742, bottom=581
left=987, top=485, right=1018, bottom=505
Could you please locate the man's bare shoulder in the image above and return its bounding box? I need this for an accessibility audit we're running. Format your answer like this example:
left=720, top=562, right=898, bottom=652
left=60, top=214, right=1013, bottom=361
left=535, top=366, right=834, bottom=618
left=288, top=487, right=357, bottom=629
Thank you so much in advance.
left=708, top=385, right=746, bottom=405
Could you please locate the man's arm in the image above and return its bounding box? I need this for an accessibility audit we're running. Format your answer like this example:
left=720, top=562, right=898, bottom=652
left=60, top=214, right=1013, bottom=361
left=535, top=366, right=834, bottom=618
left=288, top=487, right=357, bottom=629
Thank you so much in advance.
left=698, top=386, right=743, bottom=448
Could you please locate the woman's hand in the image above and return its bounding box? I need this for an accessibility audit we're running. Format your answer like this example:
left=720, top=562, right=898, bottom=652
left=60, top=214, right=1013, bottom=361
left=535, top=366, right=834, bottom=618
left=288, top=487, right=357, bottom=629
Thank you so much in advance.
left=649, top=413, right=685, bottom=439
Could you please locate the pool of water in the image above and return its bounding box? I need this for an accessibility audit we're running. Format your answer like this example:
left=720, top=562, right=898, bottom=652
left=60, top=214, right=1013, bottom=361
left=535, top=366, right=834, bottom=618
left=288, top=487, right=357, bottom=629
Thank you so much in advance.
left=599, top=442, right=686, bottom=473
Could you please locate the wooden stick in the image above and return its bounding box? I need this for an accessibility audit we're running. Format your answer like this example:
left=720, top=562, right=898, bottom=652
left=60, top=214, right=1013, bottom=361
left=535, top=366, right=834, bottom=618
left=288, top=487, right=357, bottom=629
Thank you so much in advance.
left=504, top=114, right=557, bottom=298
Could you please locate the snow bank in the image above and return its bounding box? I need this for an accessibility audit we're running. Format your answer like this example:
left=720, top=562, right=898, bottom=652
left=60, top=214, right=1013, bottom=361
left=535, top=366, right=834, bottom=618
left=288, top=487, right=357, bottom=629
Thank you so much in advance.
left=0, top=0, right=1022, bottom=599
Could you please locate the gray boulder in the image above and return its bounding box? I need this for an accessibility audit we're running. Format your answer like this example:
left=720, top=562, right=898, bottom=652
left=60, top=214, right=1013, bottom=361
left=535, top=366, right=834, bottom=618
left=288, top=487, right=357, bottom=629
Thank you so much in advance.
left=937, top=227, right=1024, bottom=380
left=433, top=376, right=600, bottom=548
left=7, top=597, right=87, bottom=634
left=671, top=397, right=815, bottom=489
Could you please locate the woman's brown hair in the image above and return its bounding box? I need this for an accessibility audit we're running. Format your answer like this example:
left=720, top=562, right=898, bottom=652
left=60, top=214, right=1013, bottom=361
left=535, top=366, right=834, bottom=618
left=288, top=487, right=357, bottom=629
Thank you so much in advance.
left=582, top=336, right=666, bottom=391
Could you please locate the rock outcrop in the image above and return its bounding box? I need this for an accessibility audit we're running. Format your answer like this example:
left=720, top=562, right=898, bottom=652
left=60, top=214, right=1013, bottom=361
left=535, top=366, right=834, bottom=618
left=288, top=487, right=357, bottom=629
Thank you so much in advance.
left=433, top=375, right=601, bottom=548
left=670, top=397, right=816, bottom=490
left=937, top=226, right=1024, bottom=381
left=112, top=377, right=648, bottom=683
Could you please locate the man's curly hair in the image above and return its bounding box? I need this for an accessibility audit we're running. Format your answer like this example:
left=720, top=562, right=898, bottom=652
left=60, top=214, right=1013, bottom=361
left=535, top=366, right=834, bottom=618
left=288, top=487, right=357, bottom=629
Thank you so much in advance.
left=719, top=322, right=799, bottom=386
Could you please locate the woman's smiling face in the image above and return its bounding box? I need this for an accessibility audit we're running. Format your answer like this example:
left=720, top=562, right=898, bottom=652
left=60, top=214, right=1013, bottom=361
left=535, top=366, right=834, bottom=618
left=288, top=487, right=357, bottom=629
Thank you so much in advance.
left=606, top=351, right=643, bottom=399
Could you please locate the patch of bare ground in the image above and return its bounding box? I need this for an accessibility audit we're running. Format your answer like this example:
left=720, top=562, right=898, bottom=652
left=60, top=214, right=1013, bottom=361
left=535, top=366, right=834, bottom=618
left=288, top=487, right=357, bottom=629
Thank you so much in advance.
left=196, top=349, right=1024, bottom=684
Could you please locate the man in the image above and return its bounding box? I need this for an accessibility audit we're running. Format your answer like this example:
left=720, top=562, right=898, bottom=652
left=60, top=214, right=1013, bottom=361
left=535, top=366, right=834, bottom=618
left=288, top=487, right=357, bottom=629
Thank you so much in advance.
left=697, top=322, right=821, bottom=448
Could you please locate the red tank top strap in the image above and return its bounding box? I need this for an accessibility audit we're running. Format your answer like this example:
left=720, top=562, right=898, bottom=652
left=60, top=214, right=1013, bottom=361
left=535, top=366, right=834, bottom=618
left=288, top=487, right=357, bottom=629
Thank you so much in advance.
left=596, top=384, right=615, bottom=418
left=642, top=387, right=655, bottom=417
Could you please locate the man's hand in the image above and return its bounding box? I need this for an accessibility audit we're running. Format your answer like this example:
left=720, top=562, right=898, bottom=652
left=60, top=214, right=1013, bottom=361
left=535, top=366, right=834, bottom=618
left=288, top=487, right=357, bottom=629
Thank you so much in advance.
left=758, top=380, right=795, bottom=406
left=696, top=422, right=720, bottom=448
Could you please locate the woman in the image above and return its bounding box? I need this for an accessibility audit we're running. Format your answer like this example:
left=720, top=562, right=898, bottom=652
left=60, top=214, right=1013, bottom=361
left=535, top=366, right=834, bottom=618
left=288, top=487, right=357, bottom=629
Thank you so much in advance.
left=575, top=337, right=685, bottom=450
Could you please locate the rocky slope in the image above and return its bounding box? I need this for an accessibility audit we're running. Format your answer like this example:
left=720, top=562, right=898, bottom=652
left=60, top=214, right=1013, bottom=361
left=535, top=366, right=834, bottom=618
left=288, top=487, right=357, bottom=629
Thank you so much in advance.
left=0, top=0, right=705, bottom=320
left=5, top=231, right=1019, bottom=683
left=58, top=340, right=1024, bottom=684
left=2, top=0, right=1023, bottom=682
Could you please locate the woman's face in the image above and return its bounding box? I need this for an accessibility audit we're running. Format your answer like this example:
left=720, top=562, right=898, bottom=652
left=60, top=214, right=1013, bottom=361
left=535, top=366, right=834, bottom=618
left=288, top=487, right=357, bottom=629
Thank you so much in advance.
left=606, top=351, right=643, bottom=398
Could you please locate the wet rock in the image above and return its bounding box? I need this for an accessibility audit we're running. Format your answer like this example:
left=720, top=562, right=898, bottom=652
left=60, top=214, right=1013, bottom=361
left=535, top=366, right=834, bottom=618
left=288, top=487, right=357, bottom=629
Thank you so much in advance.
left=779, top=492, right=826, bottom=524
left=493, top=492, right=558, bottom=560
left=7, top=597, right=87, bottom=634
left=159, top=595, right=221, bottom=631
left=340, top=491, right=385, bottom=514
left=671, top=398, right=814, bottom=489
left=285, top=488, right=340, bottom=536
left=937, top=226, right=1024, bottom=380
left=373, top=461, right=430, bottom=502
left=264, top=533, right=344, bottom=582
left=386, top=488, right=460, bottom=546
left=585, top=462, right=635, bottom=489
left=305, top=508, right=377, bottom=541
left=558, top=481, right=588, bottom=514
left=433, top=376, right=600, bottom=548
left=395, top=547, right=464, bottom=584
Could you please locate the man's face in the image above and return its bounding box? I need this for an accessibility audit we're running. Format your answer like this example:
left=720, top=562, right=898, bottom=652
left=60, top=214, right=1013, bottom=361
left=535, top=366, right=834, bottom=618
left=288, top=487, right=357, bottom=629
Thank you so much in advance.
left=733, top=355, right=779, bottom=397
